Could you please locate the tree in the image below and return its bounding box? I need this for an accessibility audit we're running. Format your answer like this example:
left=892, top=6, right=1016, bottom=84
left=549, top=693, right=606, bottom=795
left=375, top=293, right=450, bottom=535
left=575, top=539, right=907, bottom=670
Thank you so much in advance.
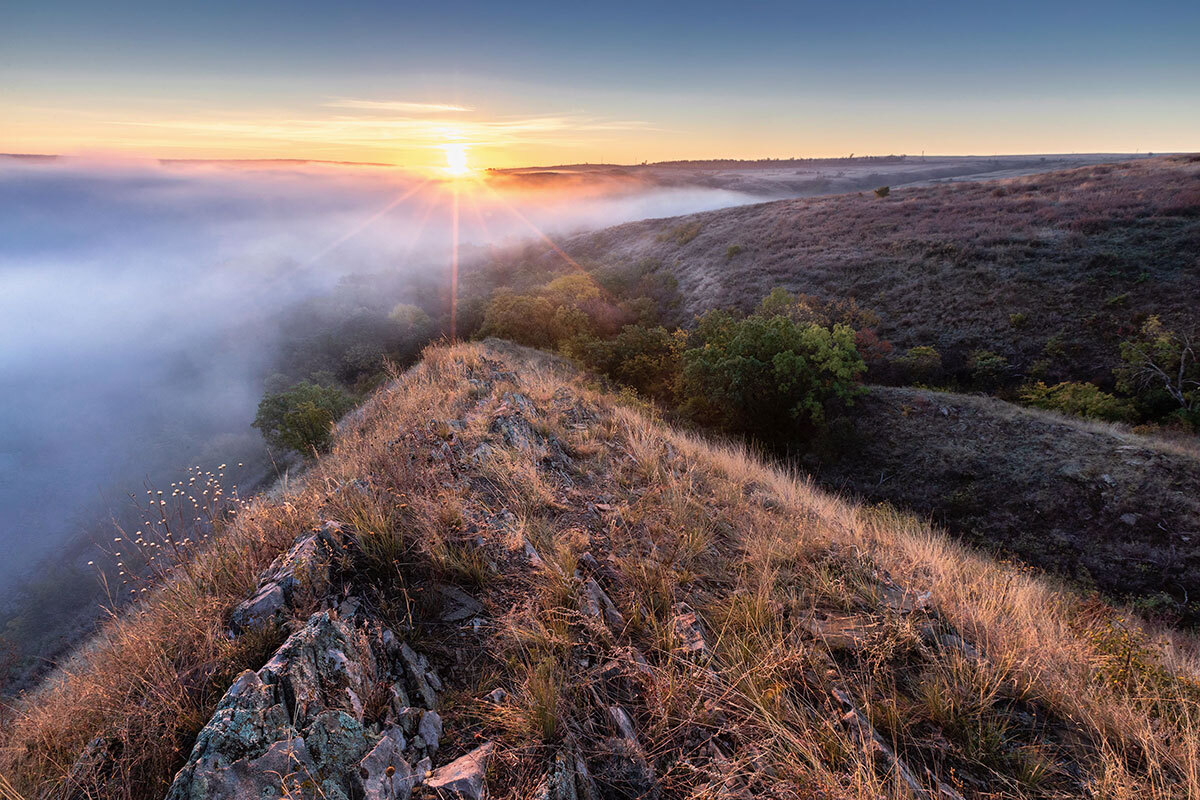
left=253, top=379, right=357, bottom=455
left=680, top=308, right=865, bottom=437
left=564, top=325, right=684, bottom=401
left=1116, top=316, right=1199, bottom=426
left=478, top=290, right=561, bottom=346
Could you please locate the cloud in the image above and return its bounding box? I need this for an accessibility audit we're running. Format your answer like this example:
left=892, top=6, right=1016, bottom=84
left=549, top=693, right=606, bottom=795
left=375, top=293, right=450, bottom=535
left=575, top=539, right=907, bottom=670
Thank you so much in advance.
left=325, top=99, right=472, bottom=114
left=108, top=105, right=656, bottom=159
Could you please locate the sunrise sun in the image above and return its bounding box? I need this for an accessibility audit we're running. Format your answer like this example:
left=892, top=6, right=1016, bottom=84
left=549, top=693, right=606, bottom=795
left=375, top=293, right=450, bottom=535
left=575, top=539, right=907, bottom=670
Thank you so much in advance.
left=442, top=142, right=471, bottom=176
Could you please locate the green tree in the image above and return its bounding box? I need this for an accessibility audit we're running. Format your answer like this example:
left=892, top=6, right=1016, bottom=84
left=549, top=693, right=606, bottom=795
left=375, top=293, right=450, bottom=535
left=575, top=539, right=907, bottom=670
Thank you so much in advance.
left=564, top=325, right=684, bottom=401
left=478, top=290, right=561, bottom=346
left=253, top=379, right=357, bottom=455
left=680, top=308, right=864, bottom=437
left=1116, top=316, right=1199, bottom=426
left=389, top=303, right=432, bottom=336
left=968, top=349, right=1009, bottom=388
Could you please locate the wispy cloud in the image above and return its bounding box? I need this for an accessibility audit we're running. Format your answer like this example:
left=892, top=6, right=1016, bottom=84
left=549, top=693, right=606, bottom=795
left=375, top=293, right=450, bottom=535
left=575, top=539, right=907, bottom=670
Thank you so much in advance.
left=325, top=99, right=472, bottom=113
left=113, top=108, right=657, bottom=153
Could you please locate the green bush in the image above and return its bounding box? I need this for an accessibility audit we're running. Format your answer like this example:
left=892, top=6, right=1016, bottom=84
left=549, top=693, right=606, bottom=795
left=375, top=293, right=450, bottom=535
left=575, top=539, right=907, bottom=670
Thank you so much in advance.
left=726, top=244, right=743, bottom=259
left=563, top=325, right=683, bottom=401
left=1009, top=313, right=1027, bottom=329
left=657, top=221, right=703, bottom=246
left=1019, top=381, right=1136, bottom=422
left=389, top=303, right=433, bottom=336
left=253, top=379, right=357, bottom=455
left=1115, top=316, right=1199, bottom=428
left=680, top=308, right=865, bottom=436
left=478, top=289, right=562, bottom=346
left=899, top=345, right=943, bottom=383
left=874, top=186, right=890, bottom=198
left=968, top=349, right=1009, bottom=387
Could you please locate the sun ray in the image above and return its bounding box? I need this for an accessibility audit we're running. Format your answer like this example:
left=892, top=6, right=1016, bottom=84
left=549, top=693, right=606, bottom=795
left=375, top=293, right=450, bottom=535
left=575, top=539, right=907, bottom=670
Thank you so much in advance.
left=306, top=178, right=430, bottom=266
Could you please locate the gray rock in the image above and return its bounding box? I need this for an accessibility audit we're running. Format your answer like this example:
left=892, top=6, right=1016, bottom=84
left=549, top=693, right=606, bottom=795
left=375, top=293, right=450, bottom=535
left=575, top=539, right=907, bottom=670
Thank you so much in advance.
left=389, top=682, right=413, bottom=716
left=581, top=579, right=626, bottom=632
left=357, top=729, right=416, bottom=800
left=400, top=642, right=438, bottom=709
left=394, top=706, right=422, bottom=737
left=419, top=710, right=444, bottom=755
left=229, top=583, right=286, bottom=633
left=439, top=584, right=484, bottom=623
left=606, top=705, right=638, bottom=743
left=426, top=742, right=495, bottom=800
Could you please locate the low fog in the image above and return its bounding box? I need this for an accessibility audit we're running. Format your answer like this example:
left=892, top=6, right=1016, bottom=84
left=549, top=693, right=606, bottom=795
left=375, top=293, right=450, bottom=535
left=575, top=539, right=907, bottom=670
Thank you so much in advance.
left=0, top=156, right=757, bottom=597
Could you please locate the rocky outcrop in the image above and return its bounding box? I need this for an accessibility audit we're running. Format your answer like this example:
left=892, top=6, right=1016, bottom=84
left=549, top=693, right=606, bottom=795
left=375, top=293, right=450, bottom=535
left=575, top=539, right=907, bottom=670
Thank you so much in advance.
left=166, top=607, right=461, bottom=800
left=228, top=522, right=343, bottom=634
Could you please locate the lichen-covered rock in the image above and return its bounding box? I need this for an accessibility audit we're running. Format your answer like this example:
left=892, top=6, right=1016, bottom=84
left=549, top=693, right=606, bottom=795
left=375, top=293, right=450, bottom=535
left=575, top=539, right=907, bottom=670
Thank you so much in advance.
left=229, top=523, right=342, bottom=633
left=166, top=610, right=422, bottom=800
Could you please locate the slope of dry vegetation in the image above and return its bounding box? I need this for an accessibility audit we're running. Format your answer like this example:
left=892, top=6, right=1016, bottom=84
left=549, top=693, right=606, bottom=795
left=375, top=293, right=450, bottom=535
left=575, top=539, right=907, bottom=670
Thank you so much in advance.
left=3, top=341, right=1200, bottom=798
left=557, top=155, right=1200, bottom=386
left=815, top=386, right=1200, bottom=619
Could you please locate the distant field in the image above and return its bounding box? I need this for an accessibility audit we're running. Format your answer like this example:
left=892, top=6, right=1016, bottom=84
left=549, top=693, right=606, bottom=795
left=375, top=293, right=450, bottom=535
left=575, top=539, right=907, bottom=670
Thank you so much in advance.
left=558, top=154, right=1200, bottom=385
left=491, top=152, right=1131, bottom=198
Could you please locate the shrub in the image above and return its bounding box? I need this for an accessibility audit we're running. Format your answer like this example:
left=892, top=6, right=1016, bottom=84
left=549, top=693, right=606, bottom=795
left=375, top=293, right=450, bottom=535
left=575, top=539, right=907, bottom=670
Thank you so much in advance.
left=1019, top=381, right=1136, bottom=422
left=253, top=378, right=357, bottom=455
left=1115, top=315, right=1199, bottom=428
left=874, top=186, right=890, bottom=198
left=564, top=325, right=684, bottom=401
left=726, top=244, right=743, bottom=259
left=479, top=290, right=562, bottom=346
left=657, top=221, right=703, bottom=246
left=968, top=349, right=1009, bottom=388
left=389, top=303, right=433, bottom=336
left=899, top=345, right=943, bottom=383
left=1009, top=313, right=1028, bottom=329
left=680, top=308, right=865, bottom=437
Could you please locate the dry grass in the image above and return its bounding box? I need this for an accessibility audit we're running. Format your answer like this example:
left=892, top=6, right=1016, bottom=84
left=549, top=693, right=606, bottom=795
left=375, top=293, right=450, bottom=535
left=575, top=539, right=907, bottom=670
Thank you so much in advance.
left=4, top=340, right=1198, bottom=798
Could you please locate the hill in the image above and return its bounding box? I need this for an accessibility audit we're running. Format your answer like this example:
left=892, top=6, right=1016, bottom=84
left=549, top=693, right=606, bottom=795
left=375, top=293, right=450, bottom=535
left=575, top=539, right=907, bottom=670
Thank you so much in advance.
left=557, top=155, right=1200, bottom=385
left=815, top=385, right=1200, bottom=616
left=3, top=341, right=1199, bottom=799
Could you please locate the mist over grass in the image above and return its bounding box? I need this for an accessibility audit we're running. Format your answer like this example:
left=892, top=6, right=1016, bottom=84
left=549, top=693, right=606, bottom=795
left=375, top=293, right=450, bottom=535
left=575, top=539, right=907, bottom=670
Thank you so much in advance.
left=0, top=156, right=757, bottom=596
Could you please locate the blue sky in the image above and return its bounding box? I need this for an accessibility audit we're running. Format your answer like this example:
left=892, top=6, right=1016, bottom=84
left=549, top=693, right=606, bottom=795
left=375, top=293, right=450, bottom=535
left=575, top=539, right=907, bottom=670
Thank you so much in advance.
left=4, top=0, right=1198, bottom=165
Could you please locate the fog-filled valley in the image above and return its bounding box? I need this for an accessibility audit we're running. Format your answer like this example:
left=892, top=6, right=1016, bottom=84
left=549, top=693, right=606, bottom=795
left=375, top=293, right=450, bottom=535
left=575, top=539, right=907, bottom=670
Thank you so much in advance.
left=0, top=157, right=761, bottom=640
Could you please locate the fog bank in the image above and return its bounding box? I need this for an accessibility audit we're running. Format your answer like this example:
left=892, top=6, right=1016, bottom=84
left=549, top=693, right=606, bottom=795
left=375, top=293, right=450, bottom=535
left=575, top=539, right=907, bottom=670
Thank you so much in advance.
left=0, top=157, right=756, bottom=591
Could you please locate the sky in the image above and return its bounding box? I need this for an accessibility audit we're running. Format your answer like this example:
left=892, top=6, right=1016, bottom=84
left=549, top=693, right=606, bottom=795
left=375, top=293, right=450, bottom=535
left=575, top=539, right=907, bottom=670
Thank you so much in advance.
left=3, top=0, right=1199, bottom=168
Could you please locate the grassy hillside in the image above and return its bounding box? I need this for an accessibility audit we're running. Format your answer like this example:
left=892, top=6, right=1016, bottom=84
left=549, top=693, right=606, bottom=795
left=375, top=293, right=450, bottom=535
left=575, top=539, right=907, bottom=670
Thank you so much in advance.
left=814, top=386, right=1200, bottom=619
left=558, top=155, right=1200, bottom=386
left=4, top=341, right=1199, bottom=799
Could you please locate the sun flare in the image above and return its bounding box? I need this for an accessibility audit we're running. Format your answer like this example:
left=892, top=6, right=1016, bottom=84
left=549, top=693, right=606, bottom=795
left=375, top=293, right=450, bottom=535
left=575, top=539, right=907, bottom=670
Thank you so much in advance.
left=442, top=142, right=471, bottom=176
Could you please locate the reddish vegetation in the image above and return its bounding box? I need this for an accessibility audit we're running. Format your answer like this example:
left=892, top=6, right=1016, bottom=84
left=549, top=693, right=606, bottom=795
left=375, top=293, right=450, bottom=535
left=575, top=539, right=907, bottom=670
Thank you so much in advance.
left=563, top=155, right=1200, bottom=384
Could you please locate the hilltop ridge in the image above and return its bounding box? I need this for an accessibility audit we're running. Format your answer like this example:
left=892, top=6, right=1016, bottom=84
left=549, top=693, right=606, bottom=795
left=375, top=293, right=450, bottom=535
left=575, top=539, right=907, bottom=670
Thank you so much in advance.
left=4, top=341, right=1199, bottom=799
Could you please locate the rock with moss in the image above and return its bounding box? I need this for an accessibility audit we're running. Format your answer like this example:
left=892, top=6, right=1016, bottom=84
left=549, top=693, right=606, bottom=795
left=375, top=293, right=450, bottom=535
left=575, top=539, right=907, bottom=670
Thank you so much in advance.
left=166, top=610, right=434, bottom=800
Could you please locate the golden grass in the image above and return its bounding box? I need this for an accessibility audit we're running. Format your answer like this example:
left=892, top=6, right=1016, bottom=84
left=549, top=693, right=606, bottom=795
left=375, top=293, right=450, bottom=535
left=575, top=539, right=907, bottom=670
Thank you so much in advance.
left=4, top=339, right=1197, bottom=799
